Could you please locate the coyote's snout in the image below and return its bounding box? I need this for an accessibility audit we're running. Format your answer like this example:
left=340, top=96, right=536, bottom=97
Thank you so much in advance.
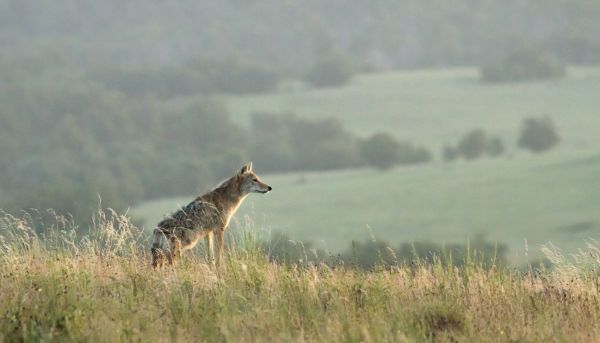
left=151, top=162, right=271, bottom=268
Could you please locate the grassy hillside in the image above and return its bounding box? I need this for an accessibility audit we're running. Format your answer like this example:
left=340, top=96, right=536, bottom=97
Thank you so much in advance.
left=1, top=212, right=599, bottom=342
left=135, top=67, right=600, bottom=263
left=225, top=67, right=600, bottom=150
left=133, top=151, right=600, bottom=263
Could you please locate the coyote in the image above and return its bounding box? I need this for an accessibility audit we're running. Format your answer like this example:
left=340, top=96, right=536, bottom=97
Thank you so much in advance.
left=151, top=162, right=271, bottom=268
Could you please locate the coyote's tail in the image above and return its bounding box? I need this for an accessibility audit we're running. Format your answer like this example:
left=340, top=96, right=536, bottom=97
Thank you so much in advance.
left=151, top=228, right=166, bottom=268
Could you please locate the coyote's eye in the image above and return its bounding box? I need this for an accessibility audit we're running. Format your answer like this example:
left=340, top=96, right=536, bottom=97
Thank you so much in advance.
left=253, top=178, right=258, bottom=182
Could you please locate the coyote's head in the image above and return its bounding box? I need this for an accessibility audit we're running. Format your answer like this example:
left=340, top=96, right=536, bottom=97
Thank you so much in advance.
left=238, top=162, right=272, bottom=194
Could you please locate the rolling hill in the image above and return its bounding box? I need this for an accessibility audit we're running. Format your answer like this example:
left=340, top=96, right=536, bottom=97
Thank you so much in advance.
left=134, top=67, right=600, bottom=263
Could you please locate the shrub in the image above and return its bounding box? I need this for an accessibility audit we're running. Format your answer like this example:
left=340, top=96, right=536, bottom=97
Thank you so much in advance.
left=359, top=133, right=401, bottom=170
left=486, top=137, right=505, bottom=157
left=398, top=142, right=433, bottom=165
left=457, top=129, right=487, bottom=160
left=442, top=145, right=459, bottom=162
left=481, top=47, right=566, bottom=83
left=305, top=53, right=354, bottom=88
left=447, top=129, right=505, bottom=162
left=250, top=112, right=360, bottom=172
left=288, top=117, right=360, bottom=170
left=518, top=116, right=560, bottom=153
left=360, top=133, right=432, bottom=170
left=94, top=59, right=280, bottom=97
left=193, top=59, right=280, bottom=94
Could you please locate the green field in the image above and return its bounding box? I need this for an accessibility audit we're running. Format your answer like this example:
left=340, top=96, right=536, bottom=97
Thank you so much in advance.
left=224, top=67, right=600, bottom=150
left=134, top=67, right=600, bottom=263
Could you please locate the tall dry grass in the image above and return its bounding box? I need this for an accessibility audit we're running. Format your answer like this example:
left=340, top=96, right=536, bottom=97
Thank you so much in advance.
left=0, top=209, right=599, bottom=342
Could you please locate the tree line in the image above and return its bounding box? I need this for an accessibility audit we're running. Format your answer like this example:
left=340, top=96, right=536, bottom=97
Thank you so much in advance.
left=0, top=79, right=433, bottom=224
left=3, top=0, right=599, bottom=74
left=0, top=71, right=561, bottom=225
left=443, top=117, right=560, bottom=162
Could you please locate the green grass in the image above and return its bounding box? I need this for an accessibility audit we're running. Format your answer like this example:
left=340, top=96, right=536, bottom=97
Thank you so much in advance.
left=135, top=67, right=600, bottom=263
left=2, top=211, right=600, bottom=342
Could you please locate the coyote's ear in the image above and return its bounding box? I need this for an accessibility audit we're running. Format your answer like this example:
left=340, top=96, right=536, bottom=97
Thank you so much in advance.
left=240, top=162, right=253, bottom=174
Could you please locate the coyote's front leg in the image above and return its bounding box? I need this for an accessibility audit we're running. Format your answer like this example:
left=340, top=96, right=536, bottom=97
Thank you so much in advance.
left=152, top=247, right=167, bottom=268
left=168, top=236, right=182, bottom=265
left=151, top=228, right=169, bottom=268
left=204, top=231, right=215, bottom=266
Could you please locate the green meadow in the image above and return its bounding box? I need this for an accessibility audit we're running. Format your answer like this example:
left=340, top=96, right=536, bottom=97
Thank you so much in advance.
left=224, top=67, right=600, bottom=149
left=134, top=67, right=600, bottom=263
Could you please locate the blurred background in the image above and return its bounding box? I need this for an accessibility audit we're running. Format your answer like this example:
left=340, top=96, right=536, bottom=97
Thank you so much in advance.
left=1, top=1, right=600, bottom=265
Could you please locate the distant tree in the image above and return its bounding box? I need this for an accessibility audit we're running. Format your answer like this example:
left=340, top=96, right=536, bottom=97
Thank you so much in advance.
left=199, top=59, right=280, bottom=94
left=248, top=113, right=294, bottom=172
left=250, top=112, right=360, bottom=172
left=485, top=137, right=505, bottom=157
left=442, top=145, right=459, bottom=162
left=398, top=142, right=433, bottom=165
left=518, top=117, right=560, bottom=153
left=448, top=130, right=505, bottom=162
left=360, top=133, right=400, bottom=170
left=481, top=47, right=566, bottom=83
left=457, top=129, right=487, bottom=160
left=94, top=59, right=280, bottom=98
left=360, top=133, right=432, bottom=170
left=288, top=116, right=360, bottom=170
left=305, top=53, right=354, bottom=88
